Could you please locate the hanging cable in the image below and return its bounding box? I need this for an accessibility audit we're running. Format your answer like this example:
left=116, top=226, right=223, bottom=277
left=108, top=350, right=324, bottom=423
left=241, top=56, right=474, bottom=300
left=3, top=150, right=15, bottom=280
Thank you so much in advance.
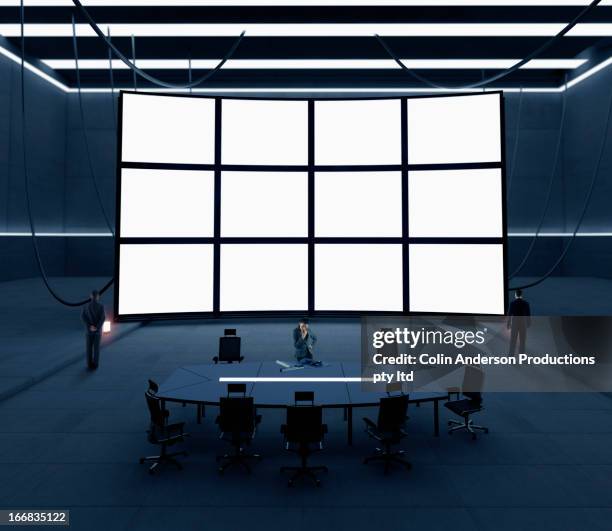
left=19, top=0, right=113, bottom=306
left=72, top=15, right=115, bottom=236
left=70, top=0, right=245, bottom=90
left=507, top=87, right=524, bottom=195
left=509, top=78, right=568, bottom=279
left=107, top=27, right=117, bottom=131
left=509, top=78, right=612, bottom=291
left=131, top=34, right=138, bottom=91
left=375, top=0, right=602, bottom=90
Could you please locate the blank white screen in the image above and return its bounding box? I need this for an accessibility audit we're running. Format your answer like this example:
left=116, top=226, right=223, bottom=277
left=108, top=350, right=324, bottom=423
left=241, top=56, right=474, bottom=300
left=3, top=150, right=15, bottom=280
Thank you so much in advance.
left=221, top=99, right=308, bottom=165
left=407, top=93, right=501, bottom=165
left=121, top=93, right=215, bottom=164
left=120, top=168, right=214, bottom=237
left=221, top=171, right=307, bottom=237
left=315, top=244, right=403, bottom=311
left=315, top=99, right=401, bottom=165
left=118, top=244, right=214, bottom=315
left=409, top=244, right=504, bottom=315
left=220, top=244, right=308, bottom=311
left=409, top=168, right=503, bottom=238
left=315, top=172, right=402, bottom=237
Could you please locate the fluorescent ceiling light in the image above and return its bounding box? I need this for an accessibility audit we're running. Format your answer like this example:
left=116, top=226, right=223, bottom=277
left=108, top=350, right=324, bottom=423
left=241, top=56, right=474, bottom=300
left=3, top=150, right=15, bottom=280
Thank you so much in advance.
left=42, top=58, right=587, bottom=70
left=0, top=23, right=572, bottom=37
left=0, top=1, right=610, bottom=5
left=5, top=22, right=612, bottom=37
left=0, top=45, right=69, bottom=92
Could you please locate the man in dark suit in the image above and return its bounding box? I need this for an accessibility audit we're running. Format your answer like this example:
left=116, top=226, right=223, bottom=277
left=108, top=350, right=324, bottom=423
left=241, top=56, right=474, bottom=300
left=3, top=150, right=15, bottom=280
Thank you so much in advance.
left=292, top=318, right=318, bottom=365
left=507, top=289, right=531, bottom=355
left=81, top=290, right=106, bottom=370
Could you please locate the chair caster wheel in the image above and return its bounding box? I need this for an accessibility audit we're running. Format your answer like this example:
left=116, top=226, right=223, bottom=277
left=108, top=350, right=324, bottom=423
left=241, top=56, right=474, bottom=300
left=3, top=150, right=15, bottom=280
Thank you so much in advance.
left=139, top=458, right=145, bottom=464
left=218, top=468, right=224, bottom=474
left=484, top=429, right=489, bottom=434
left=447, top=421, right=452, bottom=426
left=148, top=469, right=155, bottom=475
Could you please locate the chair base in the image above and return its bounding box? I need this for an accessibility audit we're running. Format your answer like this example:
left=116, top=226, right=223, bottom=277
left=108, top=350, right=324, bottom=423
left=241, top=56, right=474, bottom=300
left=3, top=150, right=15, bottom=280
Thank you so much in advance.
left=281, top=464, right=328, bottom=487
left=363, top=448, right=411, bottom=474
left=448, top=418, right=489, bottom=439
left=216, top=448, right=261, bottom=474
left=139, top=450, right=188, bottom=474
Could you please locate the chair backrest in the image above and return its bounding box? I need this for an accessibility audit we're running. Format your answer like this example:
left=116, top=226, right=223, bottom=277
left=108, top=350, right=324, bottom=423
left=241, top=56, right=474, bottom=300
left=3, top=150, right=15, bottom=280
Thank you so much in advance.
left=218, top=396, right=256, bottom=433
left=462, top=365, right=485, bottom=403
left=377, top=395, right=409, bottom=432
left=224, top=328, right=237, bottom=336
left=294, top=391, right=314, bottom=405
left=227, top=383, right=247, bottom=396
left=145, top=391, right=165, bottom=429
left=385, top=381, right=403, bottom=395
left=219, top=336, right=241, bottom=362
left=285, top=405, right=324, bottom=444
left=147, top=379, right=159, bottom=395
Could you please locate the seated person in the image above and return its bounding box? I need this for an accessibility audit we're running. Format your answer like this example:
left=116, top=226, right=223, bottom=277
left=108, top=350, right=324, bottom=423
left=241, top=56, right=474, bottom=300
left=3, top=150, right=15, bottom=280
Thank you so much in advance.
left=292, top=318, right=320, bottom=366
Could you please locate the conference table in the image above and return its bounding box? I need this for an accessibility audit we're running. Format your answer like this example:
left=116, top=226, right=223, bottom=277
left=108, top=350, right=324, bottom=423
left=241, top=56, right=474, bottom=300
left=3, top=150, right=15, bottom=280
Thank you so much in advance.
left=157, top=361, right=449, bottom=445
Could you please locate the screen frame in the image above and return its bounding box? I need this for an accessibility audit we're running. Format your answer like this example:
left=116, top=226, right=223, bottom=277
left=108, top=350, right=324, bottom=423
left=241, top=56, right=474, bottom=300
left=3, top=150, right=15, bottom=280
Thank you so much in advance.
left=114, top=90, right=508, bottom=321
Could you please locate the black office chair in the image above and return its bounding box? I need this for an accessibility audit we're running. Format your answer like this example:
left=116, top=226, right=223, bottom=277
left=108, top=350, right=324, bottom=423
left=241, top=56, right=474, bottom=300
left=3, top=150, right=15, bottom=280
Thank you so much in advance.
left=445, top=365, right=489, bottom=440
left=363, top=394, right=411, bottom=474
left=215, top=384, right=261, bottom=474
left=281, top=392, right=328, bottom=487
left=213, top=330, right=244, bottom=364
left=140, top=391, right=188, bottom=474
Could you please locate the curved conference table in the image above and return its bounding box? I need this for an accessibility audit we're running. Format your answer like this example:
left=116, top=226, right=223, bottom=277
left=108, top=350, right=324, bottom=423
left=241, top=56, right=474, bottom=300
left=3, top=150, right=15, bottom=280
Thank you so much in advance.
left=157, top=362, right=449, bottom=445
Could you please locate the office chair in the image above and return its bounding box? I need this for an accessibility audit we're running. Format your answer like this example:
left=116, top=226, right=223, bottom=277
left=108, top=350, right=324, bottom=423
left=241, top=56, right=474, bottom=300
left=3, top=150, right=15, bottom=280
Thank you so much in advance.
left=445, top=365, right=489, bottom=440
left=140, top=391, right=188, bottom=474
left=213, top=330, right=244, bottom=364
left=215, top=384, right=261, bottom=474
left=147, top=379, right=159, bottom=395
left=363, top=394, right=411, bottom=474
left=281, top=392, right=328, bottom=486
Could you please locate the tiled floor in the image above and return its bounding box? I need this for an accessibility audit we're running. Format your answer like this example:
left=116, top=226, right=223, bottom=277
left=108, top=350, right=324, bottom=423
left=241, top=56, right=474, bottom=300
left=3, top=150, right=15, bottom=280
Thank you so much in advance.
left=1, top=276, right=612, bottom=530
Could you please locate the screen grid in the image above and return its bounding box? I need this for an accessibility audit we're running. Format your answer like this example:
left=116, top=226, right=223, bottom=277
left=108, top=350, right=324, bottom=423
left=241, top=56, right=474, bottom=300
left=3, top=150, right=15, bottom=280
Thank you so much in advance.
left=116, top=92, right=506, bottom=317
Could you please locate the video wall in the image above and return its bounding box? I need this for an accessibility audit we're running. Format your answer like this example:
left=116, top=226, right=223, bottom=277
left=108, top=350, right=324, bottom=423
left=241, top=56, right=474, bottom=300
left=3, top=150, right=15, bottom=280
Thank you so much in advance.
left=115, top=91, right=506, bottom=319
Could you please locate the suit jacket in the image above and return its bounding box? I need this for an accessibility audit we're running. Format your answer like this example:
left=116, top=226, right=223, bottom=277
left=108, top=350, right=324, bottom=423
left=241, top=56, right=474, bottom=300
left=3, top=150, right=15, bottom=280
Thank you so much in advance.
left=293, top=327, right=317, bottom=361
left=507, top=298, right=531, bottom=328
left=81, top=301, right=106, bottom=333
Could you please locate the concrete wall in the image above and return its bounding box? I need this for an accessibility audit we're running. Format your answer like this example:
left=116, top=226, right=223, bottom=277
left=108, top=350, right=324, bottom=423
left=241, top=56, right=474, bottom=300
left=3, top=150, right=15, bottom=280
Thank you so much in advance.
left=0, top=55, right=67, bottom=280
left=2, top=60, right=612, bottom=281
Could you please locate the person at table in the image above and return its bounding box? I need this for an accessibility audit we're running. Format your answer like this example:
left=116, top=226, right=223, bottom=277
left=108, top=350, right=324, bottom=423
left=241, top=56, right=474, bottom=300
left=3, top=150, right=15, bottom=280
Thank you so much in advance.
left=293, top=318, right=318, bottom=365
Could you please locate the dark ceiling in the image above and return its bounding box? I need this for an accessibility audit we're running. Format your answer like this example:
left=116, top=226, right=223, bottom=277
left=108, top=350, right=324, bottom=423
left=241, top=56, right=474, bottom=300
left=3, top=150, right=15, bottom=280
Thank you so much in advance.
left=2, top=3, right=612, bottom=89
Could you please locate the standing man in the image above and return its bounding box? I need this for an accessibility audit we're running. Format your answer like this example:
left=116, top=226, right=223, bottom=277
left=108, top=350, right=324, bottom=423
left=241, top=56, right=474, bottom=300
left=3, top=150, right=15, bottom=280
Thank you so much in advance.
left=507, top=289, right=531, bottom=355
left=293, top=318, right=318, bottom=365
left=81, top=290, right=105, bottom=370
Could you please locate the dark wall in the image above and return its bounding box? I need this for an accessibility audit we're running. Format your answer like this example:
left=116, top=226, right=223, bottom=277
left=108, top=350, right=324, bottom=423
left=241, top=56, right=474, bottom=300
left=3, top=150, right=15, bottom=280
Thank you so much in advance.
left=2, top=58, right=612, bottom=281
left=0, top=55, right=67, bottom=280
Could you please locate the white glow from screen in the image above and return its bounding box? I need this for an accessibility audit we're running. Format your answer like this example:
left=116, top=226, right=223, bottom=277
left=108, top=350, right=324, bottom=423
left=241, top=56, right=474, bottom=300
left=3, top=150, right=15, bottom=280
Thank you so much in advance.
left=408, top=168, right=503, bottom=238
left=409, top=244, right=505, bottom=314
left=315, top=100, right=401, bottom=165
left=102, top=321, right=111, bottom=333
left=120, top=168, right=214, bottom=237
left=407, top=93, right=501, bottom=164
left=315, top=244, right=403, bottom=311
left=315, top=172, right=402, bottom=237
left=118, top=244, right=214, bottom=315
left=42, top=58, right=587, bottom=70
left=220, top=244, right=308, bottom=311
left=221, top=99, right=308, bottom=165
left=121, top=92, right=215, bottom=164
left=221, top=171, right=307, bottom=237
